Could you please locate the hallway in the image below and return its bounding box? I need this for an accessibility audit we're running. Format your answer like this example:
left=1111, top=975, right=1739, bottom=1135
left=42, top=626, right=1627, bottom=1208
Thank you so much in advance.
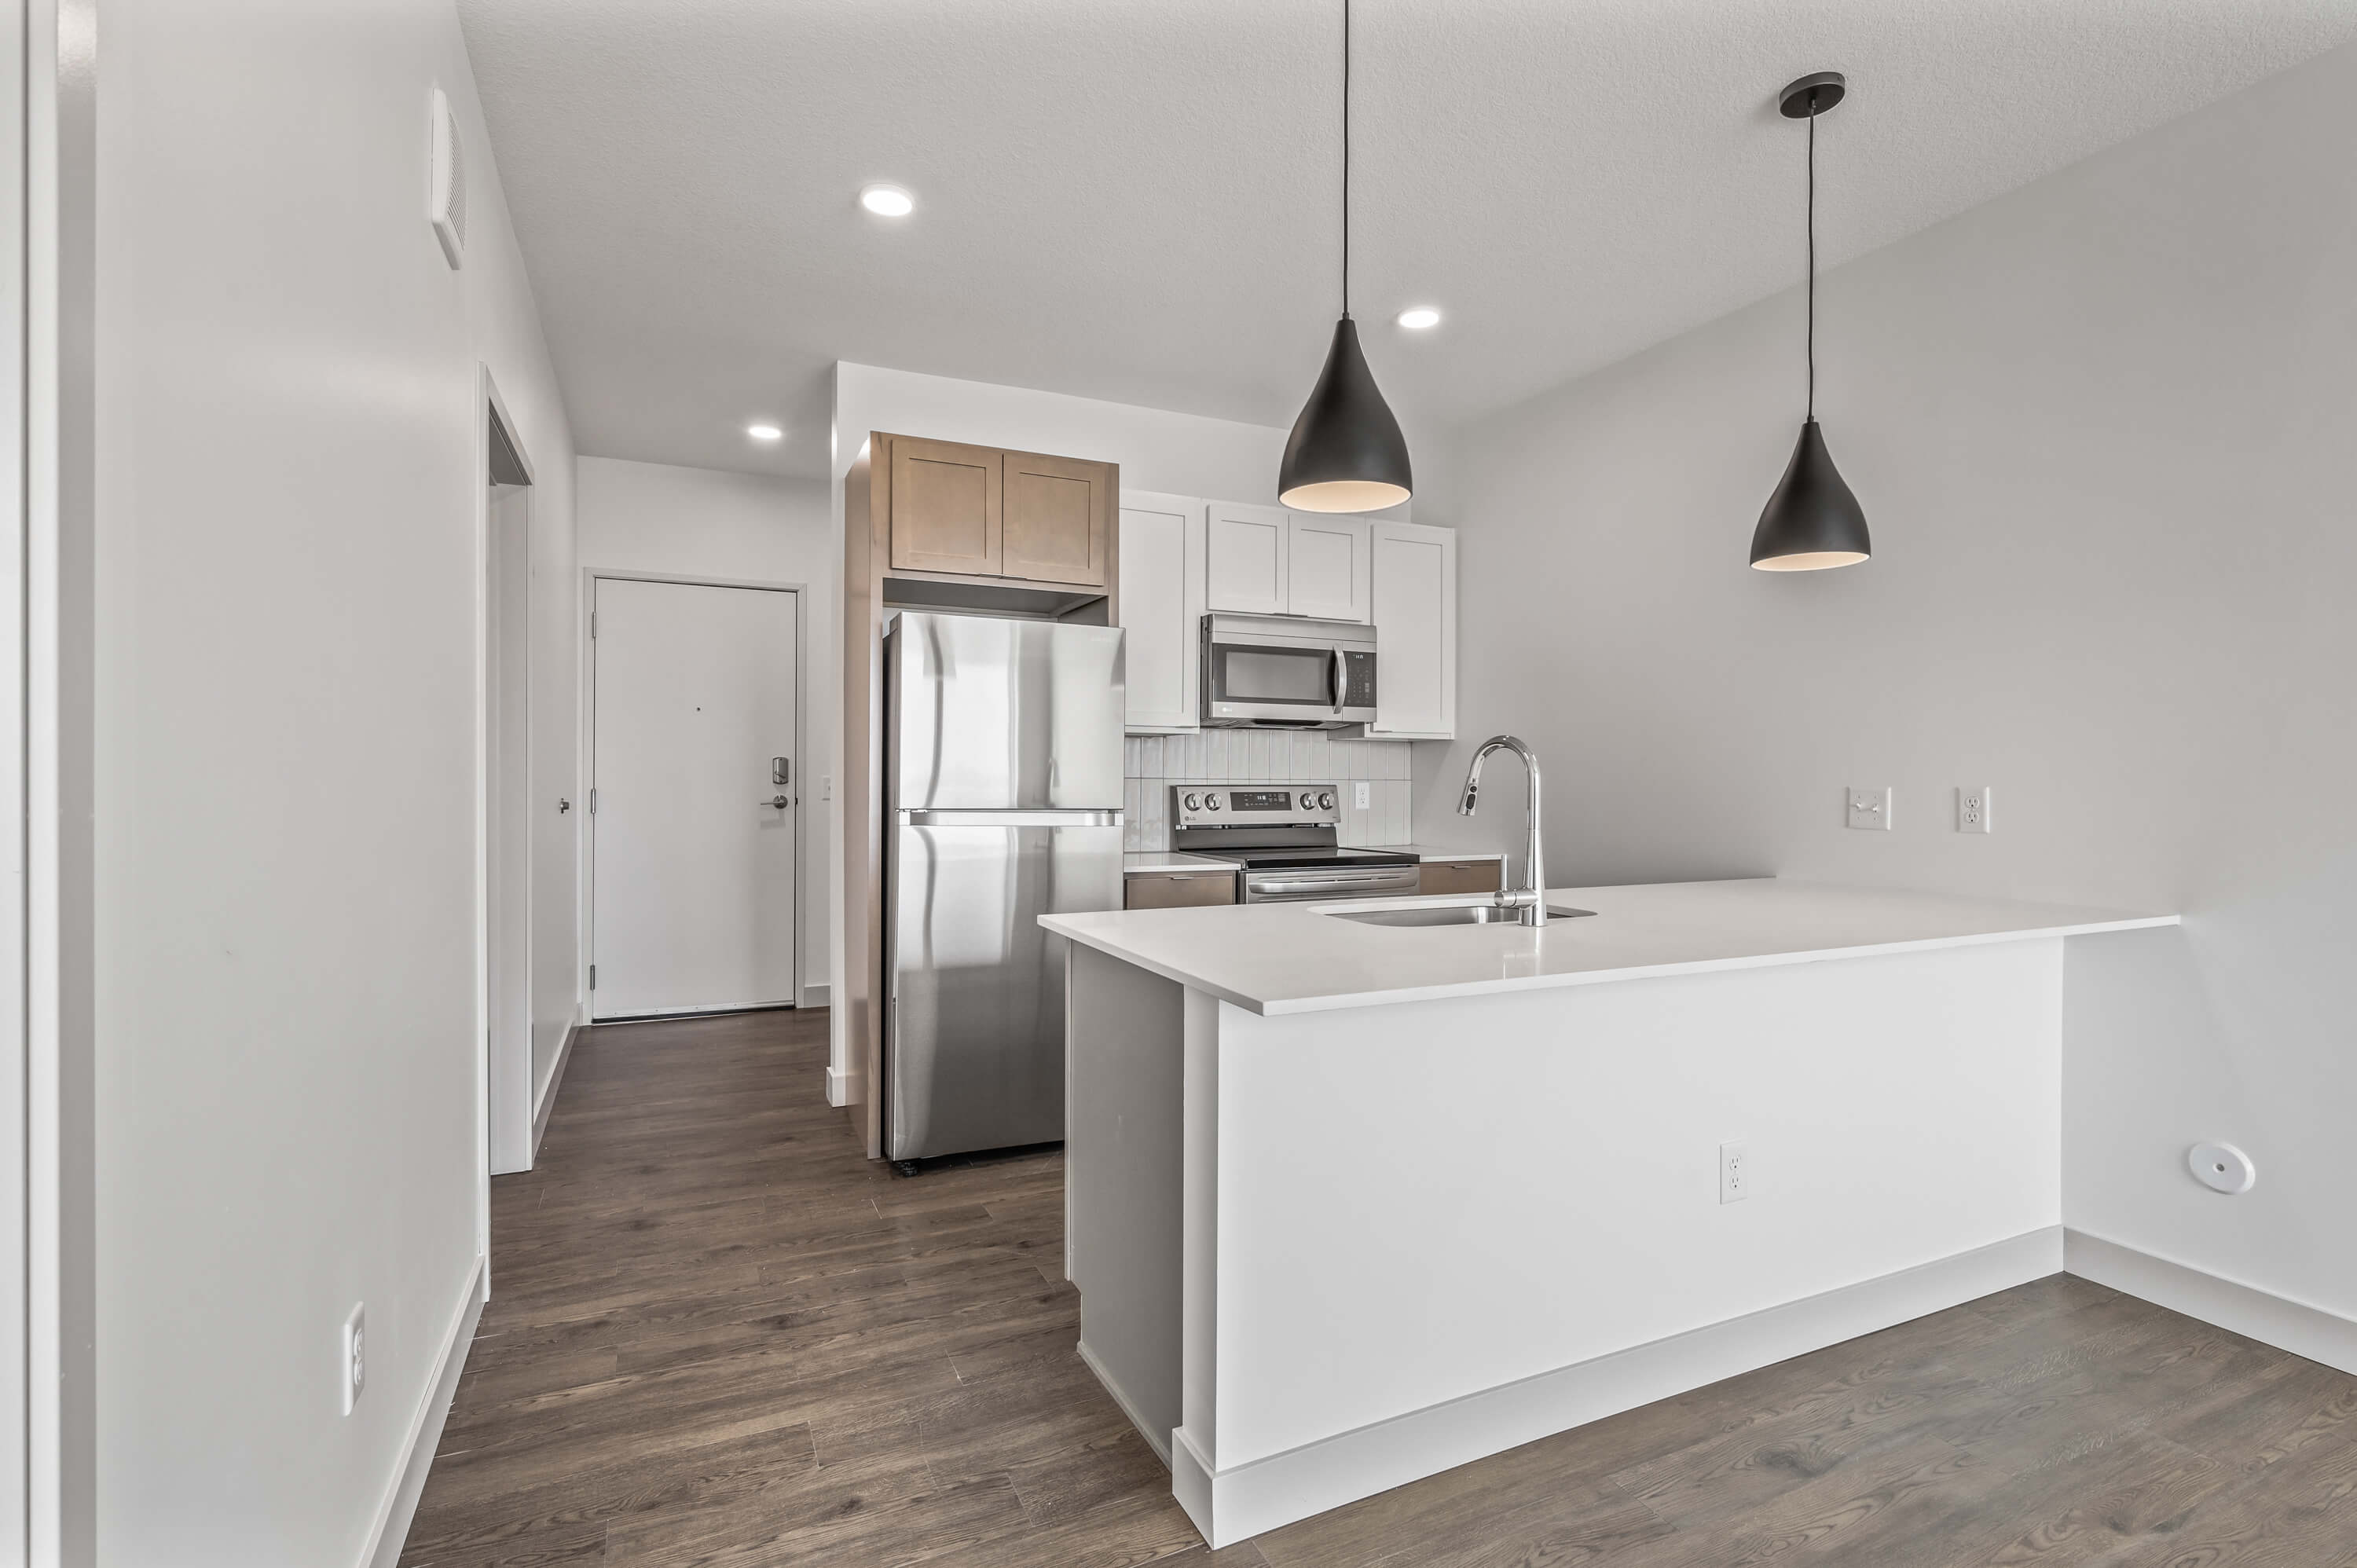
left=401, top=1010, right=2357, bottom=1568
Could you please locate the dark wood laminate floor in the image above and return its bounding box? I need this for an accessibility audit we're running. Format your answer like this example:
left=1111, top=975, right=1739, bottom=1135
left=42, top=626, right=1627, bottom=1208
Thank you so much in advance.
left=401, top=1007, right=2357, bottom=1568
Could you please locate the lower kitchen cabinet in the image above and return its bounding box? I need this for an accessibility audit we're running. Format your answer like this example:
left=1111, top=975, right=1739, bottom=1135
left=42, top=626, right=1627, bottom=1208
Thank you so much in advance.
left=1124, top=870, right=1237, bottom=910
left=1417, top=859, right=1501, bottom=896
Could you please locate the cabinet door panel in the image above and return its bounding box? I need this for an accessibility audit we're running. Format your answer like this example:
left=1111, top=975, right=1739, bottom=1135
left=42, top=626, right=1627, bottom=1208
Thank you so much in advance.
left=1118, top=493, right=1206, bottom=733
left=1286, top=515, right=1372, bottom=621
left=890, top=437, right=1001, bottom=575
left=1125, top=870, right=1237, bottom=909
left=1369, top=520, right=1457, bottom=738
left=1417, top=859, right=1500, bottom=896
left=1003, top=451, right=1110, bottom=587
left=1206, top=502, right=1288, bottom=615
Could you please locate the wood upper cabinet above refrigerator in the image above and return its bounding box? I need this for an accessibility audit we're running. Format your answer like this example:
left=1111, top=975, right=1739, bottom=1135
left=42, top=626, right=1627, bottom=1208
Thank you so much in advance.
left=888, top=436, right=1002, bottom=576
left=1365, top=518, right=1457, bottom=739
left=1204, top=504, right=1372, bottom=623
left=1117, top=492, right=1207, bottom=733
left=1003, top=449, right=1111, bottom=588
left=881, top=432, right=1114, bottom=591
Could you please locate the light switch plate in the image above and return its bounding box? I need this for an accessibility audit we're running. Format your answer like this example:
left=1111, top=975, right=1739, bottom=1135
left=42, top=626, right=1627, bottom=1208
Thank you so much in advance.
left=1847, top=786, right=1893, bottom=831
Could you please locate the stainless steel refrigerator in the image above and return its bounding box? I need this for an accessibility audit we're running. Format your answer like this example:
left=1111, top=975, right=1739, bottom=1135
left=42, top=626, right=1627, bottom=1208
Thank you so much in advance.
left=883, top=613, right=1125, bottom=1163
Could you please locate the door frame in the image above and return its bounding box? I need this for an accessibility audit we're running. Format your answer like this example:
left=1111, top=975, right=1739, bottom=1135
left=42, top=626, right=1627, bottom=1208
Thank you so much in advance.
left=474, top=366, right=536, bottom=1254
left=581, top=569, right=809, bottom=1021
left=478, top=368, right=535, bottom=1183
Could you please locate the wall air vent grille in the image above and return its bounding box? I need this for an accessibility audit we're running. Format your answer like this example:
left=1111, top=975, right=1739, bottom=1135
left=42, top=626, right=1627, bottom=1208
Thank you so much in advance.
left=430, top=86, right=466, bottom=269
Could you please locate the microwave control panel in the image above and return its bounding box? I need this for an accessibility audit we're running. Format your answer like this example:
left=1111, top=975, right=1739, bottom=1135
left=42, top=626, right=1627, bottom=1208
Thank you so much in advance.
left=1342, top=650, right=1377, bottom=708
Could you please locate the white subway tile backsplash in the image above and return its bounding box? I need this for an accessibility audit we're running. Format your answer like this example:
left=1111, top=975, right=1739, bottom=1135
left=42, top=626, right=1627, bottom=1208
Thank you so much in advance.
left=1380, top=780, right=1409, bottom=844
left=1142, top=782, right=1168, bottom=849
left=1126, top=727, right=1410, bottom=842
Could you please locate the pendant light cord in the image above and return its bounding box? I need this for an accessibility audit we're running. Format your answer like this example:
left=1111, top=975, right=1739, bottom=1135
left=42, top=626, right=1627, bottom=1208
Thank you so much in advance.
left=1342, top=0, right=1352, bottom=318
left=1805, top=100, right=1816, bottom=420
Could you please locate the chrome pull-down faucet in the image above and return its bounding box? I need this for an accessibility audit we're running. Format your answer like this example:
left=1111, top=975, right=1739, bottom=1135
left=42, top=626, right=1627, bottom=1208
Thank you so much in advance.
left=1457, top=735, right=1547, bottom=927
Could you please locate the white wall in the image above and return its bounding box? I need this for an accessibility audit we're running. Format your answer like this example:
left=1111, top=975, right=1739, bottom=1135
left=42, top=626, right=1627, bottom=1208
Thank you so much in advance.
left=1436, top=43, right=2357, bottom=1325
left=577, top=455, right=834, bottom=1006
left=93, top=2, right=576, bottom=1563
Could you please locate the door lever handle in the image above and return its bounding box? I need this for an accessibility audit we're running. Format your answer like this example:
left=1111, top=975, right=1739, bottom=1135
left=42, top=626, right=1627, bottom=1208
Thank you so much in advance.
left=764, top=794, right=793, bottom=809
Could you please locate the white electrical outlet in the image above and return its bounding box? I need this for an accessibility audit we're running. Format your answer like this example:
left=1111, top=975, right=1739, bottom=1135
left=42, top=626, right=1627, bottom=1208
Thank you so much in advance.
left=1958, top=786, right=1992, bottom=833
left=1846, top=786, right=1893, bottom=831
left=341, top=1303, right=367, bottom=1416
left=1354, top=781, right=1371, bottom=810
left=1719, top=1140, right=1748, bottom=1204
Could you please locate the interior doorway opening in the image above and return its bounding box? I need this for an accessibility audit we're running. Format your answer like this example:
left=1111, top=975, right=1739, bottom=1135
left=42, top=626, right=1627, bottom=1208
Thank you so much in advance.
left=484, top=388, right=535, bottom=1176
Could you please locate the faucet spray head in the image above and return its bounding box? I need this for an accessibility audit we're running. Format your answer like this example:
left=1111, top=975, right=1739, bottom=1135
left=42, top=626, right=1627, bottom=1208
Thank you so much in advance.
left=1457, top=779, right=1479, bottom=815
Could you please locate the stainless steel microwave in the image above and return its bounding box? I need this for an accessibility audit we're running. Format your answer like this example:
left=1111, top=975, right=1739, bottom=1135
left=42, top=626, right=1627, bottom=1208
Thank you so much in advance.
left=1200, top=613, right=1377, bottom=728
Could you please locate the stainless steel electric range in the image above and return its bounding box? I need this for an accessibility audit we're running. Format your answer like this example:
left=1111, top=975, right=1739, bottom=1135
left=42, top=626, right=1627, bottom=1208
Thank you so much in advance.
left=1168, top=784, right=1418, bottom=903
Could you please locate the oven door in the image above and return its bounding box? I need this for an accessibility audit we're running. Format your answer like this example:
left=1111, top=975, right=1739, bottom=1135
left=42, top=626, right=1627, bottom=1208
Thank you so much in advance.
left=1202, top=621, right=1376, bottom=727
left=1241, top=863, right=1420, bottom=903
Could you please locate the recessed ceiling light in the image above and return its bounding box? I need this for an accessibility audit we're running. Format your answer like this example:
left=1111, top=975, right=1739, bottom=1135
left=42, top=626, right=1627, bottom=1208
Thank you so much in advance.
left=860, top=184, right=915, bottom=218
left=1396, top=306, right=1442, bottom=331
left=746, top=423, right=783, bottom=441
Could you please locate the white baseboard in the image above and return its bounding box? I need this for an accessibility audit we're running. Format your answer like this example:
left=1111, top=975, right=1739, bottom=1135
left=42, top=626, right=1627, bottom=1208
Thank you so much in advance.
left=530, top=1023, right=581, bottom=1157
left=362, top=1253, right=486, bottom=1568
left=2065, top=1228, right=2357, bottom=1376
left=801, top=983, right=830, bottom=1009
left=1181, top=1225, right=2062, bottom=1548
left=1080, top=1336, right=1172, bottom=1467
left=825, top=1064, right=860, bottom=1108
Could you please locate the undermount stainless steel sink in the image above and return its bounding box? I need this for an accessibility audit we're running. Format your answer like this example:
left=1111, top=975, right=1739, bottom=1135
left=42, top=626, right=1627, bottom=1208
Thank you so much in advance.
left=1329, top=903, right=1596, bottom=928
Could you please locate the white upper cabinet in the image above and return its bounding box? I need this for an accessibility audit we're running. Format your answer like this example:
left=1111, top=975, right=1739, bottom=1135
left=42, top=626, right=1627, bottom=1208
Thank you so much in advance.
left=1205, top=501, right=1288, bottom=616
left=1366, top=519, right=1457, bottom=739
left=1118, top=492, right=1208, bottom=733
left=1205, top=504, right=1371, bottom=623
left=1284, top=514, right=1373, bottom=622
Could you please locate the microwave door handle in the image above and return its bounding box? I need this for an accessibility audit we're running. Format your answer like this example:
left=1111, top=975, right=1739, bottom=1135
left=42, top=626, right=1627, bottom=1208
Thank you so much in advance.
left=1330, top=647, right=1344, bottom=711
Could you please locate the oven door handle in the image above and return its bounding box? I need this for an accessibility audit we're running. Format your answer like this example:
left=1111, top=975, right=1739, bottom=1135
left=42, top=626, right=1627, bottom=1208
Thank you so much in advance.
left=1250, top=871, right=1415, bottom=897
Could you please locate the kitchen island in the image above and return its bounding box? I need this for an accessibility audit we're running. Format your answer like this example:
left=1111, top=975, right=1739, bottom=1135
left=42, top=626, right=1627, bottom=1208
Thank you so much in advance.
left=1041, top=877, right=2175, bottom=1548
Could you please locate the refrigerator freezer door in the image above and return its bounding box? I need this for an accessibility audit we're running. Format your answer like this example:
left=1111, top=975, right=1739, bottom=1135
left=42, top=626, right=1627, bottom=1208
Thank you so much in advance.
left=887, top=822, right=1122, bottom=1160
left=889, top=614, right=1125, bottom=811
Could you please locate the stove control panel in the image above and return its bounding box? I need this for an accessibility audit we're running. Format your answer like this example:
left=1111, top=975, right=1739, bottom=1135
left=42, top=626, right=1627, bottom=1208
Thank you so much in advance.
left=1171, top=784, right=1343, bottom=828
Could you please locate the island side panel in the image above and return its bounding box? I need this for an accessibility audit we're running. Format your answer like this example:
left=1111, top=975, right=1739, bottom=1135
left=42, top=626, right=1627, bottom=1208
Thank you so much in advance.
left=1065, top=944, right=1187, bottom=1464
left=1174, top=984, right=1225, bottom=1539
left=1211, top=939, right=2065, bottom=1474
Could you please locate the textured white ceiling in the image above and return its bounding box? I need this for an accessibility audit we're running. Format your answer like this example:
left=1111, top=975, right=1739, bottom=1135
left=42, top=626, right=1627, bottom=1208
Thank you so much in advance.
left=458, top=0, right=2357, bottom=479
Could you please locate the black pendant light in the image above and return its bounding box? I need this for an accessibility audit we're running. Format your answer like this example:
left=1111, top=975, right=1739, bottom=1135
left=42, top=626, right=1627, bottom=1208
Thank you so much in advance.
left=1277, top=0, right=1413, bottom=513
left=1750, top=71, right=1870, bottom=571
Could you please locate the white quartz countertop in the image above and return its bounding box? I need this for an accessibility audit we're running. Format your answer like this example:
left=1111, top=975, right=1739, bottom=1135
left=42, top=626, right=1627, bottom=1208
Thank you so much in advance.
left=1123, top=852, right=1234, bottom=874
left=1373, top=844, right=1505, bottom=861
left=1042, top=877, right=2176, bottom=1015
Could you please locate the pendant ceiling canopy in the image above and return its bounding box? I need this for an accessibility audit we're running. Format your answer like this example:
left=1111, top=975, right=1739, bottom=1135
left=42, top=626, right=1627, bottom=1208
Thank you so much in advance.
left=1278, top=0, right=1413, bottom=514
left=1750, top=70, right=1870, bottom=572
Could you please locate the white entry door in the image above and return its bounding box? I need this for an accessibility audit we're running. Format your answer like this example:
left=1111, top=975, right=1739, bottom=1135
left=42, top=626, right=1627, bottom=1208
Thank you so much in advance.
left=592, top=577, right=798, bottom=1018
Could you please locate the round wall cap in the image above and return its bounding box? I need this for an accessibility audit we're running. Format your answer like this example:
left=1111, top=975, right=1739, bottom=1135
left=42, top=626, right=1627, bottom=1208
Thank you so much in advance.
left=2188, top=1141, right=2256, bottom=1195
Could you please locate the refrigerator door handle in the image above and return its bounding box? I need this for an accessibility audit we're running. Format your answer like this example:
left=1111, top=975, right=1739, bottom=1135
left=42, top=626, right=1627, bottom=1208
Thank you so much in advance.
left=899, top=808, right=1122, bottom=828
